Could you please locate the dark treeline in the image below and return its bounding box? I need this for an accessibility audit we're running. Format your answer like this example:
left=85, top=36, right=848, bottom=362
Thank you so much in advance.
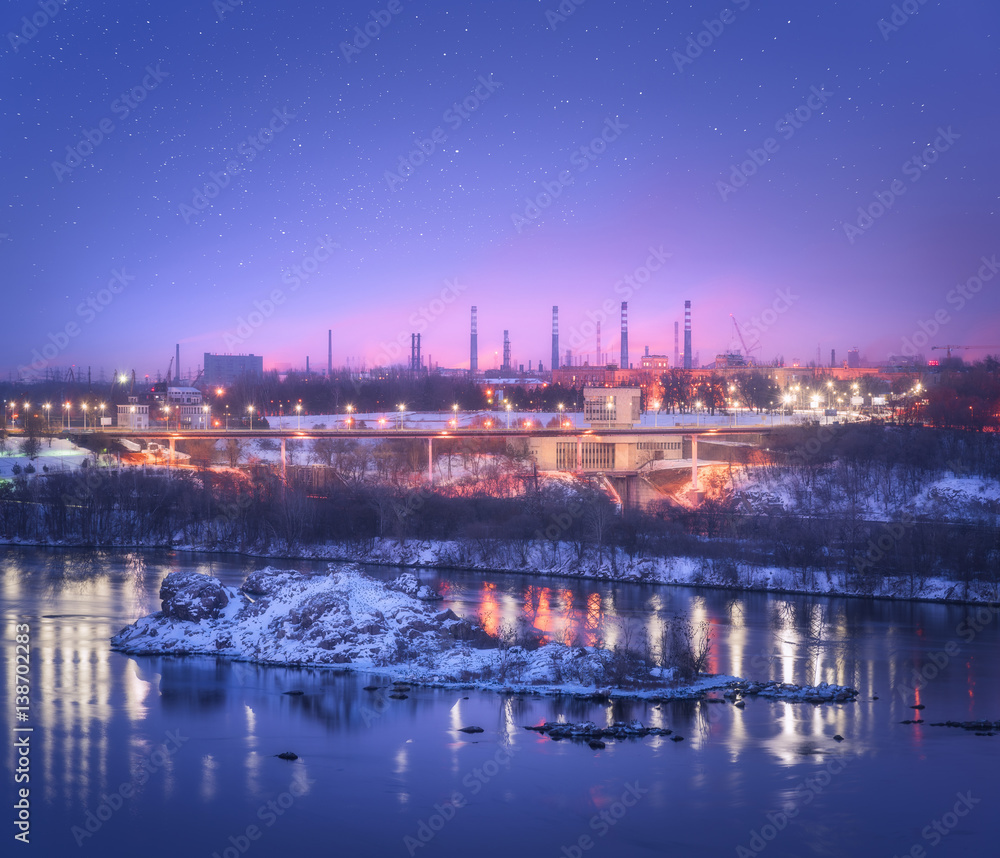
left=1, top=424, right=997, bottom=597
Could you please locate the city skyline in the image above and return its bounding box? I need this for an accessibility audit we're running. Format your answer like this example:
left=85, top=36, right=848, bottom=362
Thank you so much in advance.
left=5, top=1, right=999, bottom=379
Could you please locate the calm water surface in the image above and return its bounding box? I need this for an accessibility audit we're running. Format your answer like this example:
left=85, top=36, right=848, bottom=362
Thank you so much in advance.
left=1, top=547, right=998, bottom=857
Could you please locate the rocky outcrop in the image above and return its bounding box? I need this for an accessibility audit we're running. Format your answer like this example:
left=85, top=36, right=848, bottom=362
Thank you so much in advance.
left=159, top=571, right=230, bottom=622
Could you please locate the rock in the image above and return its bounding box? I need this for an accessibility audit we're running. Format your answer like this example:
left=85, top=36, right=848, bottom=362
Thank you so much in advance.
left=872, top=695, right=880, bottom=700
left=283, top=690, right=304, bottom=696
left=159, top=571, right=230, bottom=622
left=734, top=700, right=745, bottom=709
left=363, top=685, right=383, bottom=691
left=241, top=568, right=298, bottom=597
left=670, top=736, right=684, bottom=742
left=388, top=692, right=408, bottom=700
left=389, top=573, right=443, bottom=601
left=589, top=740, right=606, bottom=750
left=276, top=752, right=298, bottom=760
left=910, top=704, right=925, bottom=710
left=833, top=735, right=845, bottom=742
left=900, top=720, right=913, bottom=725
left=458, top=726, right=484, bottom=734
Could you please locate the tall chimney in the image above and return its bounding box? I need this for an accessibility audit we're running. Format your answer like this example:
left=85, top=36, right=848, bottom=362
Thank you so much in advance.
left=306, top=356, right=310, bottom=374
left=502, top=330, right=511, bottom=373
left=416, top=333, right=422, bottom=372
left=175, top=344, right=180, bottom=383
left=551, top=306, right=559, bottom=372
left=470, top=306, right=479, bottom=376
left=410, top=334, right=416, bottom=371
left=683, top=301, right=692, bottom=369
left=831, top=348, right=836, bottom=368
left=328, top=329, right=333, bottom=377
left=674, top=322, right=679, bottom=368
left=620, top=302, right=629, bottom=370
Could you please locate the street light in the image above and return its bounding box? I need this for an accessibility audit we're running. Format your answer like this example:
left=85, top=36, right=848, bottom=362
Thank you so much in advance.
left=43, top=403, right=51, bottom=431
left=81, top=403, right=88, bottom=430
left=295, top=403, right=302, bottom=429
left=397, top=403, right=405, bottom=430
left=248, top=405, right=255, bottom=431
left=452, top=403, right=459, bottom=429
left=505, top=402, right=512, bottom=429
left=345, top=404, right=353, bottom=429
left=63, top=402, right=70, bottom=430
left=202, top=405, right=210, bottom=428
left=99, top=402, right=105, bottom=428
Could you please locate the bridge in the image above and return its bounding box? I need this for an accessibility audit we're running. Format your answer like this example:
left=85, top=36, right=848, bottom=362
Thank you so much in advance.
left=68, top=424, right=776, bottom=494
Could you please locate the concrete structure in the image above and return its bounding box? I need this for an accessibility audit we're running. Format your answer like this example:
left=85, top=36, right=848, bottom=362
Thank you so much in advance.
left=551, top=306, right=559, bottom=372
left=525, top=431, right=682, bottom=473
left=166, top=386, right=203, bottom=405
left=117, top=400, right=149, bottom=430
left=847, top=347, right=860, bottom=368
left=683, top=300, right=692, bottom=369
left=203, top=353, right=264, bottom=387
left=502, top=330, right=511, bottom=373
left=582, top=387, right=642, bottom=429
left=176, top=405, right=211, bottom=430
left=620, top=302, right=629, bottom=370
left=470, top=306, right=478, bottom=375
left=640, top=354, right=670, bottom=371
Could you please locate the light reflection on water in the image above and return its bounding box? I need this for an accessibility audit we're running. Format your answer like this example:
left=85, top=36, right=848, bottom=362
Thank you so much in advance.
left=0, top=547, right=998, bottom=857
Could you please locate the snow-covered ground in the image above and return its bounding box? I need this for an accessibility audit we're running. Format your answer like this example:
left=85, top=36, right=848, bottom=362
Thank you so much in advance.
left=0, top=437, right=94, bottom=478
left=111, top=565, right=859, bottom=704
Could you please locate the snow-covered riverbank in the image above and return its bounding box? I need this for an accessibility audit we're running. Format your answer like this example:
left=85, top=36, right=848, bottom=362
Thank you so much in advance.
left=111, top=565, right=860, bottom=703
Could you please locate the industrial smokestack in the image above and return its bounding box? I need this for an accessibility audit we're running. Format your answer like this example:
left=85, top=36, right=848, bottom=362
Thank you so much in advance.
left=674, top=322, right=679, bottom=368
left=683, top=301, right=692, bottom=369
left=416, top=333, right=422, bottom=372
left=470, top=306, right=478, bottom=376
left=410, top=333, right=416, bottom=371
left=831, top=348, right=836, bottom=368
left=175, top=344, right=180, bottom=383
left=502, top=330, right=511, bottom=373
left=306, top=356, right=310, bottom=375
left=620, top=302, right=629, bottom=370
left=328, top=330, right=333, bottom=377
left=551, top=306, right=559, bottom=372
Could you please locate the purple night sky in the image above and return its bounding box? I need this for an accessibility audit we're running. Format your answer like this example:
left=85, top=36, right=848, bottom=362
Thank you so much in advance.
left=5, top=0, right=999, bottom=380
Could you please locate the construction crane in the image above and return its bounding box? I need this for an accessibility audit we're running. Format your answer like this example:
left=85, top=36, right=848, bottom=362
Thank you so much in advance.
left=730, top=314, right=760, bottom=363
left=165, top=354, right=174, bottom=383
left=931, top=345, right=1000, bottom=360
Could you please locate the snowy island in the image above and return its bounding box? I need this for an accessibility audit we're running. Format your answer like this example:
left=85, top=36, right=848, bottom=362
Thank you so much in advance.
left=112, top=565, right=860, bottom=704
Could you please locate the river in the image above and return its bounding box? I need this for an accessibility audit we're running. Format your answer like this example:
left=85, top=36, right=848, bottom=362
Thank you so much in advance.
left=1, top=547, right=998, bottom=857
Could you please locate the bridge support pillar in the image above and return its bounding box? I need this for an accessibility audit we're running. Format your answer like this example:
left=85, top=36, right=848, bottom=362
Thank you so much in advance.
left=690, top=434, right=698, bottom=491
left=280, top=437, right=286, bottom=483
left=168, top=437, right=175, bottom=470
